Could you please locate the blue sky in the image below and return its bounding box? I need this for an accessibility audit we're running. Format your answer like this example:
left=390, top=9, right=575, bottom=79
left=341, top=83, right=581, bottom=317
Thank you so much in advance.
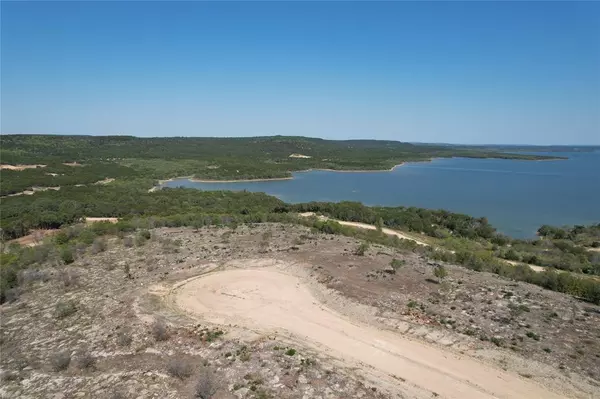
left=1, top=1, right=599, bottom=144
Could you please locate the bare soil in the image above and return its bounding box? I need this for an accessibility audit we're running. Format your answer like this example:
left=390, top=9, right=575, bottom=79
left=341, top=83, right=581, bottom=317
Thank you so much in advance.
left=0, top=164, right=46, bottom=170
left=1, top=224, right=598, bottom=399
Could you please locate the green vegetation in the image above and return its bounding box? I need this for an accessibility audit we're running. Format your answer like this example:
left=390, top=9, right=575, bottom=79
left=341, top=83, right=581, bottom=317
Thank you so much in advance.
left=433, top=265, right=448, bottom=283
left=1, top=134, right=561, bottom=196
left=284, top=348, right=297, bottom=356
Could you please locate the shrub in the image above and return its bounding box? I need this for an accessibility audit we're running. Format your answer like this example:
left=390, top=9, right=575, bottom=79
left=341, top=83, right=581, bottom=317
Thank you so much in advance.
left=55, top=300, right=77, bottom=319
left=354, top=242, right=369, bottom=256
left=152, top=318, right=169, bottom=341
left=91, top=238, right=107, bottom=254
left=135, top=230, right=151, bottom=246
left=166, top=356, right=193, bottom=379
left=390, top=258, right=405, bottom=270
left=285, top=348, right=296, bottom=356
left=57, top=268, right=79, bottom=288
left=123, top=236, right=134, bottom=248
left=194, top=368, right=219, bottom=398
left=433, top=265, right=448, bottom=283
left=50, top=350, right=71, bottom=371
left=18, top=269, right=50, bottom=286
left=60, top=246, right=75, bottom=264
left=526, top=331, right=540, bottom=341
left=77, top=352, right=96, bottom=370
left=116, top=329, right=132, bottom=347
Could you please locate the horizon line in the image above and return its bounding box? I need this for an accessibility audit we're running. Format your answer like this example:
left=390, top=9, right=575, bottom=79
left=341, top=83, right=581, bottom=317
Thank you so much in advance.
left=1, top=132, right=599, bottom=147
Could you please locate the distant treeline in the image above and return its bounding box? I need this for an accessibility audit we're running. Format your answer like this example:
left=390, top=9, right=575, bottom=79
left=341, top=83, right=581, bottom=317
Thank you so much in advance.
left=1, top=135, right=563, bottom=186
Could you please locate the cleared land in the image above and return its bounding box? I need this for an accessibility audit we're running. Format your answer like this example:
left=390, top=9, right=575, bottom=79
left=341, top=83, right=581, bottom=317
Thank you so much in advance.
left=176, top=267, right=564, bottom=399
left=2, top=224, right=597, bottom=398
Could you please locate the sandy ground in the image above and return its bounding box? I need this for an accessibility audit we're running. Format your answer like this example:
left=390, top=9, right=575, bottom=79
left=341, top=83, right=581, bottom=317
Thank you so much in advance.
left=8, top=229, right=60, bottom=246
left=84, top=217, right=119, bottom=224
left=94, top=178, right=115, bottom=185
left=0, top=164, right=46, bottom=170
left=1, top=186, right=61, bottom=198
left=289, top=153, right=312, bottom=158
left=175, top=267, right=566, bottom=399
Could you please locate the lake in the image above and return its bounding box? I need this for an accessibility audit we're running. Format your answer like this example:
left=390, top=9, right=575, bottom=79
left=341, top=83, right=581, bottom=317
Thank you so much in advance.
left=162, top=151, right=600, bottom=238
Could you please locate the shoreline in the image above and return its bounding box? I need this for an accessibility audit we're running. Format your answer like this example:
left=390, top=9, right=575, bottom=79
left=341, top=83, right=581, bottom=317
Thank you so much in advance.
left=188, top=176, right=294, bottom=183
left=158, top=163, right=406, bottom=186
left=154, top=154, right=560, bottom=186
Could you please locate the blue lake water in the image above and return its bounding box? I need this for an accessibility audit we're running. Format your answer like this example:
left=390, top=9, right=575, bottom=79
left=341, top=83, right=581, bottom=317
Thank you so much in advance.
left=162, top=151, right=600, bottom=238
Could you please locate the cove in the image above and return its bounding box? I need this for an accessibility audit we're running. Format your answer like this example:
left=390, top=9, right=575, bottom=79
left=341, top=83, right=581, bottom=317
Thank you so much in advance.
left=161, top=151, right=600, bottom=238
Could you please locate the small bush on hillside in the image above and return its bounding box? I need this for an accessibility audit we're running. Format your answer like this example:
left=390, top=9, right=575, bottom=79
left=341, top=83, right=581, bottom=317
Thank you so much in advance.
left=354, top=242, right=369, bottom=256
left=433, top=265, right=448, bottom=283
left=91, top=238, right=107, bottom=254
left=60, top=246, right=75, bottom=264
left=54, top=300, right=77, bottom=319
left=18, top=269, right=50, bottom=286
left=123, top=236, right=134, bottom=248
left=285, top=348, right=296, bottom=356
left=77, top=352, right=96, bottom=370
left=116, top=329, right=133, bottom=347
left=57, top=268, right=79, bottom=288
left=152, top=318, right=169, bottom=341
left=50, top=350, right=71, bottom=371
left=167, top=356, right=193, bottom=379
left=194, top=368, right=219, bottom=398
left=390, top=258, right=405, bottom=270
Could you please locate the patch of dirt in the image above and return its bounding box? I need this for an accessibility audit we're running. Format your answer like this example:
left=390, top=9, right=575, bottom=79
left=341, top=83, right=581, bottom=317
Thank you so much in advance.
left=63, top=162, right=83, bottom=167
left=94, top=178, right=115, bottom=185
left=1, top=186, right=61, bottom=198
left=8, top=230, right=60, bottom=247
left=84, top=217, right=119, bottom=224
left=175, top=268, right=561, bottom=398
left=1, top=224, right=598, bottom=399
left=289, top=154, right=312, bottom=159
left=0, top=164, right=46, bottom=170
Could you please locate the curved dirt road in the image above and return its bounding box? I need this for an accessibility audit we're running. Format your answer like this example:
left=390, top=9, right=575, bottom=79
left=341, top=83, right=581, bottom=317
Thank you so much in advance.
left=175, top=268, right=564, bottom=399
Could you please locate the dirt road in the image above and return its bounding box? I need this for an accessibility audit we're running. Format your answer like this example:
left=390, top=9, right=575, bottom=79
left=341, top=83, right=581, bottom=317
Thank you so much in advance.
left=299, top=212, right=429, bottom=246
left=175, top=268, right=564, bottom=399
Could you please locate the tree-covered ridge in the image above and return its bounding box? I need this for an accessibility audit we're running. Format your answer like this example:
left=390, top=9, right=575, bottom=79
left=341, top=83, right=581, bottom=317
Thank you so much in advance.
left=0, top=134, right=565, bottom=195
left=0, top=134, right=565, bottom=163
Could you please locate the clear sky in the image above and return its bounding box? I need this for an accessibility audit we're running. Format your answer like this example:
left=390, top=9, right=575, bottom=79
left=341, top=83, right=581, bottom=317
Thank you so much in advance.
left=1, top=1, right=599, bottom=144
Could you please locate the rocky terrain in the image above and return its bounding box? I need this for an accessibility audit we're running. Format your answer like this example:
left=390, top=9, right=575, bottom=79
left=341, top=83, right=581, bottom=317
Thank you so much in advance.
left=1, top=223, right=599, bottom=398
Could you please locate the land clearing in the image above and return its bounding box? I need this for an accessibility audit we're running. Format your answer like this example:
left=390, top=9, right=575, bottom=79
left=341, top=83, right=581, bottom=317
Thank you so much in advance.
left=289, top=154, right=312, bottom=159
left=84, top=217, right=119, bottom=224
left=0, top=164, right=46, bottom=170
left=1, top=224, right=598, bottom=398
left=176, top=267, right=563, bottom=399
left=7, top=229, right=60, bottom=247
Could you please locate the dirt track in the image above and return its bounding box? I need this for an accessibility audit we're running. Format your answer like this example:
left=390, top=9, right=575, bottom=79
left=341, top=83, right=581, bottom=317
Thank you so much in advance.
left=175, top=267, right=564, bottom=399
